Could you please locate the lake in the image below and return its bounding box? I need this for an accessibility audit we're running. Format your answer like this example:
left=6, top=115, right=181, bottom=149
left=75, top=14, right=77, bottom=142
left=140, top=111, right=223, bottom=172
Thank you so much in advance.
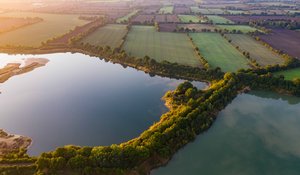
left=152, top=91, right=300, bottom=175
left=0, top=52, right=206, bottom=156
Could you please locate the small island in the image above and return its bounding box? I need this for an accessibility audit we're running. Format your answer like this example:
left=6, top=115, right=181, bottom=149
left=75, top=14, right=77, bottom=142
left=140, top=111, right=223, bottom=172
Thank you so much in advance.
left=0, top=58, right=49, bottom=84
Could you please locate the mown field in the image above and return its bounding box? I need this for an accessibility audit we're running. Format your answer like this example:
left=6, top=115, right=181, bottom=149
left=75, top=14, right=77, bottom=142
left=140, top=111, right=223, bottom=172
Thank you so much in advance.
left=159, top=6, right=173, bottom=14
left=226, top=34, right=284, bottom=66
left=287, top=10, right=300, bottom=14
left=178, top=15, right=202, bottom=23
left=208, top=8, right=225, bottom=14
left=158, top=23, right=177, bottom=32
left=190, top=6, right=201, bottom=13
left=174, top=6, right=191, bottom=14
left=123, top=26, right=202, bottom=67
left=0, top=12, right=88, bottom=47
left=190, top=33, right=250, bottom=72
left=199, top=8, right=212, bottom=14
left=206, top=15, right=234, bottom=24
left=275, top=68, right=300, bottom=80
left=224, top=15, right=300, bottom=23
left=177, top=24, right=216, bottom=32
left=81, top=24, right=127, bottom=48
left=116, top=10, right=139, bottom=23
left=216, top=25, right=259, bottom=33
left=226, top=10, right=248, bottom=14
left=132, top=14, right=154, bottom=24
left=0, top=17, right=42, bottom=33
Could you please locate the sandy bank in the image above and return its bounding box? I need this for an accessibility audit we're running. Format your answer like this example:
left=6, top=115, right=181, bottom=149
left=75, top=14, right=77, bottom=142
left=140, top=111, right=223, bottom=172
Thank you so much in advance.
left=0, top=129, right=32, bottom=157
left=0, top=58, right=49, bottom=83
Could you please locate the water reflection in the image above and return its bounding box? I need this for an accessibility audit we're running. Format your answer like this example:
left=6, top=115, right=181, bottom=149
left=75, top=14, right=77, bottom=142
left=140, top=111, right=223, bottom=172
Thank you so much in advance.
left=152, top=91, right=300, bottom=175
left=249, top=90, right=300, bottom=105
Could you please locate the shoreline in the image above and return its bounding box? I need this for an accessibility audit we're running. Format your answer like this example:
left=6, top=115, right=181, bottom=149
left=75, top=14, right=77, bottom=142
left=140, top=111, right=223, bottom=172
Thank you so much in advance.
left=0, top=46, right=215, bottom=83
left=0, top=129, right=32, bottom=158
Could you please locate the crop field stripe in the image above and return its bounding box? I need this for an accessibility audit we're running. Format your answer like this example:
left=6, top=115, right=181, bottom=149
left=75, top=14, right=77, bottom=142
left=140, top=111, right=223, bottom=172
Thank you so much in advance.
left=190, top=33, right=250, bottom=72
left=81, top=24, right=127, bottom=48
left=206, top=15, right=234, bottom=24
left=208, top=8, right=225, bottom=14
left=258, top=29, right=300, bottom=59
left=197, top=8, right=212, bottom=14
left=123, top=26, right=202, bottom=67
left=216, top=25, right=260, bottom=33
left=190, top=6, right=201, bottom=13
left=0, top=12, right=88, bottom=47
left=177, top=24, right=216, bottom=31
left=178, top=15, right=201, bottom=23
left=226, top=34, right=285, bottom=66
left=116, top=10, right=139, bottom=23
left=274, top=68, right=300, bottom=80
left=227, top=10, right=248, bottom=14
left=159, top=6, right=173, bottom=14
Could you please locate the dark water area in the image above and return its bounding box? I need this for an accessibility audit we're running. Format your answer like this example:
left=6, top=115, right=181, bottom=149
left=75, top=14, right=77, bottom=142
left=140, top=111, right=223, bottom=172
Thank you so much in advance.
left=0, top=52, right=206, bottom=156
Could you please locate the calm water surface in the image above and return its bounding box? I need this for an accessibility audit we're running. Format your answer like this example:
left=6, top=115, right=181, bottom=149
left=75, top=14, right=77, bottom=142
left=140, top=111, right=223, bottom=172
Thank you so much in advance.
left=0, top=52, right=206, bottom=156
left=152, top=91, right=300, bottom=175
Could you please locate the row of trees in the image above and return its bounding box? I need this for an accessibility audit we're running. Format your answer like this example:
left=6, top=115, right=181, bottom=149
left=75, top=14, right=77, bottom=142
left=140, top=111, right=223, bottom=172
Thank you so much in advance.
left=252, top=20, right=300, bottom=30
left=239, top=58, right=300, bottom=75
left=237, top=71, right=300, bottom=96
left=0, top=17, right=43, bottom=35
left=0, top=165, right=36, bottom=175
left=42, top=17, right=106, bottom=48
left=73, top=42, right=224, bottom=81
left=227, top=17, right=300, bottom=30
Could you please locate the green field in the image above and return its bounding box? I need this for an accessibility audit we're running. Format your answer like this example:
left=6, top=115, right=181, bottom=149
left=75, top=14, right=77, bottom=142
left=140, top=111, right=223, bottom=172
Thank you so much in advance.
left=275, top=68, right=300, bottom=80
left=177, top=24, right=216, bottom=32
left=81, top=24, right=127, bottom=48
left=116, top=10, right=139, bottom=23
left=206, top=15, right=234, bottom=24
left=178, top=15, right=202, bottom=23
left=197, top=8, right=212, bottom=14
left=226, top=10, right=248, bottom=14
left=190, top=33, right=250, bottom=72
left=226, top=34, right=284, bottom=66
left=217, top=25, right=260, bottom=33
left=123, top=26, right=201, bottom=67
left=0, top=12, right=88, bottom=47
left=287, top=10, right=300, bottom=14
left=208, top=8, right=225, bottom=14
left=159, top=6, right=173, bottom=14
left=190, top=6, right=201, bottom=13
